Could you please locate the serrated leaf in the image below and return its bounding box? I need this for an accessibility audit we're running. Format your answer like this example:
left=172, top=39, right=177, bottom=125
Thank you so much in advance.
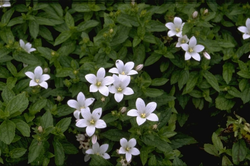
left=203, top=70, right=220, bottom=92
left=145, top=53, right=161, bottom=66
left=54, top=31, right=72, bottom=46
left=53, top=140, right=65, bottom=166
left=10, top=148, right=27, bottom=158
left=212, top=132, right=223, bottom=151
left=215, top=95, right=235, bottom=111
left=223, top=62, right=235, bottom=84
left=29, top=99, right=47, bottom=115
left=143, top=88, right=163, bottom=97
left=232, top=139, right=247, bottom=165
left=65, top=12, right=74, bottom=28
left=28, top=139, right=43, bottom=164
left=12, top=119, right=30, bottom=137
left=204, top=144, right=219, bottom=156
left=0, top=120, right=16, bottom=144
left=55, top=117, right=71, bottom=133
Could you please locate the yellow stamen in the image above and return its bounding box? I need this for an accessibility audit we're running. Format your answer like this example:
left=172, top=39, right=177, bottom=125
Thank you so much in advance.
left=141, top=113, right=146, bottom=118
left=117, top=87, right=123, bottom=92
left=90, top=119, right=95, bottom=124
left=181, top=39, right=186, bottom=43
left=121, top=71, right=125, bottom=75
left=80, top=106, right=85, bottom=109
left=96, top=81, right=101, bottom=86
left=35, top=79, right=40, bottom=83
left=175, top=28, right=180, bottom=33
left=125, top=147, right=130, bottom=151
left=188, top=48, right=194, bottom=53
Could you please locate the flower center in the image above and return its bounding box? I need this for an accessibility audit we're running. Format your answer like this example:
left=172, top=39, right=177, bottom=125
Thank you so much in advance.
left=188, top=47, right=194, bottom=53
left=125, top=147, right=131, bottom=151
left=80, top=106, right=85, bottom=109
left=117, top=87, right=123, bottom=92
left=96, top=81, right=102, bottom=87
left=35, top=79, right=40, bottom=83
left=175, top=27, right=180, bottom=33
left=121, top=71, right=125, bottom=75
left=89, top=119, right=95, bottom=125
left=140, top=113, right=146, bottom=118
left=0, top=0, right=3, bottom=5
left=181, top=39, right=186, bottom=43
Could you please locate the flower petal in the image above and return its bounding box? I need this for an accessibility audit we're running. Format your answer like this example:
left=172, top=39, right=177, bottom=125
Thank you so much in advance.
left=97, top=67, right=105, bottom=79
left=130, top=147, right=140, bottom=156
left=102, top=76, right=114, bottom=85
left=194, top=45, right=205, bottom=53
left=124, top=62, right=134, bottom=72
left=168, top=30, right=176, bottom=37
left=85, top=98, right=95, bottom=107
left=136, top=98, right=145, bottom=111
left=98, top=86, right=109, bottom=96
left=29, top=80, right=38, bottom=87
left=102, top=153, right=110, bottom=159
left=246, top=18, right=250, bottom=28
left=189, top=36, right=197, bottom=47
left=85, top=74, right=97, bottom=84
left=19, top=39, right=25, bottom=47
left=127, top=109, right=138, bottom=117
left=238, top=26, right=248, bottom=33
left=89, top=85, right=98, bottom=93
left=128, top=138, right=136, bottom=147
left=100, top=144, right=109, bottom=154
left=39, top=82, right=48, bottom=89
left=25, top=71, right=34, bottom=79
left=73, top=111, right=81, bottom=119
left=181, top=44, right=189, bottom=51
left=67, top=100, right=79, bottom=109
left=81, top=109, right=91, bottom=119
left=41, top=74, right=50, bottom=82
left=147, top=113, right=159, bottom=122
left=95, top=119, right=107, bottom=129
left=174, top=17, right=182, bottom=27
left=85, top=149, right=94, bottom=155
left=125, top=153, right=132, bottom=162
left=118, top=147, right=126, bottom=154
left=120, top=138, right=128, bottom=147
left=93, top=108, right=102, bottom=118
left=109, top=67, right=119, bottom=74
left=243, top=34, right=250, bottom=40
left=184, top=52, right=192, bottom=61
left=77, top=92, right=85, bottom=102
left=114, top=93, right=123, bottom=102
left=146, top=102, right=157, bottom=113
left=127, top=70, right=138, bottom=75
left=123, top=87, right=134, bottom=95
left=109, top=85, right=116, bottom=94
left=191, top=52, right=201, bottom=61
left=86, top=125, right=96, bottom=136
left=136, top=116, right=146, bottom=126
left=165, top=22, right=174, bottom=30
left=76, top=119, right=88, bottom=128
left=34, top=66, right=43, bottom=77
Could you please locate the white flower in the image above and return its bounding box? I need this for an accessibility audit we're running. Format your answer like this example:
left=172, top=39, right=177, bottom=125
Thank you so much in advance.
left=109, top=59, right=138, bottom=76
left=67, top=92, right=95, bottom=119
left=91, top=135, right=97, bottom=144
left=86, top=142, right=110, bottom=159
left=203, top=51, right=211, bottom=60
left=176, top=35, right=189, bottom=48
left=135, top=64, right=143, bottom=72
left=109, top=75, right=134, bottom=102
left=127, top=98, right=158, bottom=126
left=85, top=67, right=114, bottom=96
left=165, top=17, right=185, bottom=37
left=76, top=108, right=106, bottom=137
left=0, top=0, right=11, bottom=7
left=25, top=66, right=50, bottom=89
left=238, top=18, right=250, bottom=40
left=181, top=36, right=205, bottom=61
left=118, top=138, right=140, bottom=162
left=19, top=39, right=36, bottom=54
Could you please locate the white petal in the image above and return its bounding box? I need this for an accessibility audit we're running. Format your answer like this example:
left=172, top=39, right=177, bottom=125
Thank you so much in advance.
left=114, top=93, right=123, bottom=102
left=85, top=98, right=95, bottom=107
left=147, top=113, right=159, bottom=122
left=73, top=111, right=81, bottom=119
left=85, top=74, right=97, bottom=84
left=67, top=100, right=79, bottom=109
left=109, top=67, right=119, bottom=74
left=243, top=34, right=250, bottom=40
left=40, top=74, right=50, bottom=82
left=127, top=109, right=138, bottom=117
left=181, top=44, right=189, bottom=51
left=125, top=153, right=132, bottom=162
left=109, top=85, right=116, bottom=94
left=168, top=30, right=176, bottom=37
left=118, top=147, right=126, bottom=154
left=2, top=2, right=11, bottom=7
left=120, top=75, right=130, bottom=87
left=29, top=80, right=38, bottom=87
left=93, top=108, right=102, bottom=118
left=95, top=119, right=107, bottom=129
left=124, top=62, right=134, bottom=72
left=191, top=52, right=201, bottom=61
left=120, top=138, right=128, bottom=147
left=136, top=98, right=145, bottom=111
left=81, top=109, right=91, bottom=119
left=174, top=17, right=182, bottom=26
left=146, top=102, right=157, bottom=113
left=115, top=59, right=124, bottom=69
left=246, top=18, right=250, bottom=28
left=238, top=26, right=248, bottom=33
left=39, top=82, right=48, bottom=89
left=194, top=45, right=205, bottom=53
left=102, top=153, right=110, bottom=159
left=19, top=39, right=25, bottom=47
left=130, top=147, right=140, bottom=156
left=128, top=138, right=136, bottom=147
left=76, top=119, right=88, bottom=128
left=85, top=149, right=94, bottom=155
left=25, top=71, right=34, bottom=79
left=29, top=48, right=36, bottom=53
left=97, top=67, right=105, bottom=79
left=99, top=144, right=109, bottom=154
left=77, top=92, right=85, bottom=102
left=98, top=86, right=109, bottom=96
left=127, top=70, right=138, bottom=75
left=165, top=22, right=174, bottom=30
left=185, top=52, right=192, bottom=60
left=102, top=76, right=114, bottom=85
left=34, top=66, right=43, bottom=77
left=89, top=85, right=98, bottom=92
left=189, top=36, right=197, bottom=47
left=86, top=125, right=96, bottom=137
left=123, top=87, right=134, bottom=95
left=136, top=116, right=146, bottom=126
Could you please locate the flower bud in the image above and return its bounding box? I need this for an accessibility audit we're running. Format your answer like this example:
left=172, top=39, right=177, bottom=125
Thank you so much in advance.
left=135, top=64, right=143, bottom=71
left=109, top=28, right=114, bottom=34
left=204, top=9, right=208, bottom=15
left=152, top=124, right=158, bottom=130
left=91, top=135, right=97, bottom=144
left=101, top=96, right=105, bottom=102
left=131, top=0, right=135, bottom=6
left=120, top=107, right=127, bottom=113
left=38, top=126, right=43, bottom=133
left=43, top=67, right=49, bottom=73
left=203, top=51, right=211, bottom=60
left=192, top=11, right=198, bottom=18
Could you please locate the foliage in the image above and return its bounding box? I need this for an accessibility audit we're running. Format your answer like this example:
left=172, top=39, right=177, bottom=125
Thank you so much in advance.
left=1, top=1, right=250, bottom=165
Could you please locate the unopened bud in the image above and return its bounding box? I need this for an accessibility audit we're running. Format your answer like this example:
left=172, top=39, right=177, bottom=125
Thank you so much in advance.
left=192, top=11, right=198, bottom=19
left=204, top=9, right=208, bottom=15
left=152, top=124, right=158, bottom=130
left=109, top=28, right=113, bottom=34
left=43, top=67, right=49, bottom=73
left=101, top=96, right=105, bottom=102
left=56, top=95, right=63, bottom=102
left=91, top=135, right=97, bottom=144
left=38, top=126, right=43, bottom=133
left=135, top=64, right=143, bottom=71
left=203, top=51, right=211, bottom=60
left=120, top=107, right=127, bottom=113
left=131, top=0, right=135, bottom=6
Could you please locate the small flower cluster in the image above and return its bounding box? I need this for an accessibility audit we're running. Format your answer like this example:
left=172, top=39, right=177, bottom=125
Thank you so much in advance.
left=165, top=17, right=210, bottom=61
left=238, top=18, right=250, bottom=58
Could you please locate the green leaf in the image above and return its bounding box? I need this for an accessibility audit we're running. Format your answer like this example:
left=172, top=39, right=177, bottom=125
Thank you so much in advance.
left=171, top=133, right=197, bottom=149
left=13, top=52, right=42, bottom=65
left=28, top=139, right=44, bottom=164
left=53, top=140, right=65, bottom=166
left=143, top=88, right=163, bottom=97
left=237, top=70, right=250, bottom=79
left=173, top=157, right=187, bottom=166
left=145, top=53, right=161, bottom=66
left=39, top=25, right=53, bottom=41
left=56, top=68, right=74, bottom=77
left=241, top=86, right=250, bottom=104
left=1, top=86, right=15, bottom=104
left=65, top=12, right=74, bottom=28
left=5, top=92, right=29, bottom=116
left=178, top=70, right=189, bottom=90
left=232, top=139, right=247, bottom=165
left=40, top=111, right=53, bottom=129
left=56, top=104, right=74, bottom=117
left=102, top=129, right=130, bottom=141
left=0, top=47, right=11, bottom=58
left=62, top=142, right=78, bottom=154
left=151, top=78, right=169, bottom=86
left=204, top=144, right=219, bottom=156
left=10, top=148, right=27, bottom=158
left=212, top=132, right=223, bottom=151
left=29, top=20, right=39, bottom=39
left=222, top=155, right=233, bottom=166
left=77, top=20, right=99, bottom=31
left=223, top=62, right=235, bottom=84
left=55, top=117, right=71, bottom=133
left=133, top=35, right=141, bottom=47
left=140, top=147, right=153, bottom=166
left=0, top=120, right=16, bottom=144
left=215, top=95, right=235, bottom=111
left=12, top=119, right=30, bottom=137
left=6, top=61, right=17, bottom=76
left=0, top=27, right=14, bottom=43
left=29, top=99, right=47, bottom=115
left=142, top=134, right=173, bottom=152
left=148, top=155, right=157, bottom=166
left=54, top=31, right=72, bottom=46
left=89, top=155, right=113, bottom=166
left=182, top=71, right=200, bottom=94
left=37, top=46, right=52, bottom=60
left=73, top=3, right=91, bottom=12
left=1, top=8, right=14, bottom=24
left=203, top=70, right=220, bottom=92
left=7, top=16, right=24, bottom=26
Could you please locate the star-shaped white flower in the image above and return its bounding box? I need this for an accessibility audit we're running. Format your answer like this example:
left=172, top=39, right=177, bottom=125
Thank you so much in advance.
left=109, top=75, right=134, bottom=102
left=0, top=0, right=11, bottom=7
left=165, top=17, right=185, bottom=37
left=176, top=35, right=189, bottom=47
left=181, top=36, right=205, bottom=61
left=118, top=138, right=140, bottom=162
left=25, top=66, right=50, bottom=89
left=85, top=67, right=114, bottom=96
left=86, top=142, right=110, bottom=159
left=67, top=92, right=95, bottom=119
left=127, top=98, right=158, bottom=126
left=109, top=59, right=138, bottom=76
left=238, top=18, right=250, bottom=40
left=19, top=39, right=36, bottom=54
left=76, top=108, right=106, bottom=137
